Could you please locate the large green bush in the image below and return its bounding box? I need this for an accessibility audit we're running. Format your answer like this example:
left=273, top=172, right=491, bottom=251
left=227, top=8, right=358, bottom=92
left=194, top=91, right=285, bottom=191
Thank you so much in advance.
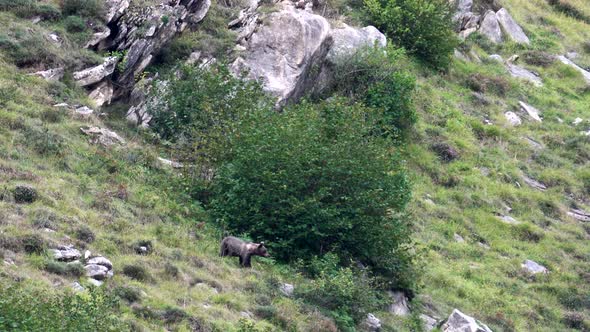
left=363, top=0, right=458, bottom=68
left=61, top=0, right=104, bottom=19
left=211, top=98, right=412, bottom=270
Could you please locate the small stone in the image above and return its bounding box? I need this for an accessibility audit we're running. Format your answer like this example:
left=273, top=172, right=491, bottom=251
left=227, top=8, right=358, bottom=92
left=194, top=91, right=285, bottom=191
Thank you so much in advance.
left=388, top=291, right=410, bottom=316
left=87, top=278, right=104, bottom=287
left=87, top=256, right=113, bottom=270
left=52, top=246, right=81, bottom=262
left=519, top=101, right=542, bottom=122
left=85, top=264, right=109, bottom=280
left=573, top=117, right=583, bottom=125
left=53, top=103, right=69, bottom=108
left=84, top=250, right=92, bottom=260
left=75, top=106, right=94, bottom=116
left=279, top=283, right=294, bottom=297
left=157, top=157, right=183, bottom=169
left=420, top=314, right=439, bottom=331
left=489, top=54, right=503, bottom=62
left=240, top=311, right=253, bottom=319
left=498, top=215, right=520, bottom=225
left=521, top=259, right=548, bottom=274
left=454, top=234, right=465, bottom=243
left=31, top=68, right=64, bottom=82
left=504, top=111, right=522, bottom=126
left=567, top=208, right=590, bottom=222
left=71, top=282, right=84, bottom=292
left=522, top=175, right=547, bottom=191
left=363, top=313, right=381, bottom=331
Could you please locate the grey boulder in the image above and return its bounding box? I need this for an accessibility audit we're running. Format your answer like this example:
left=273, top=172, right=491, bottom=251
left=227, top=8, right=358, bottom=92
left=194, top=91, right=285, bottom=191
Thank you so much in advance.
left=442, top=309, right=492, bottom=332
left=479, top=11, right=503, bottom=44
left=231, top=4, right=332, bottom=106
left=73, top=57, right=118, bottom=87
left=495, top=8, right=529, bottom=44
left=52, top=245, right=81, bottom=262
left=522, top=259, right=548, bottom=274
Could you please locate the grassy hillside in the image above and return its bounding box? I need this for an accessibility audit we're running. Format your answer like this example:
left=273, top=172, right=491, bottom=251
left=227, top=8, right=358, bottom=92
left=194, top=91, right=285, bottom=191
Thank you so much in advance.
left=405, top=0, right=590, bottom=330
left=0, top=0, right=589, bottom=331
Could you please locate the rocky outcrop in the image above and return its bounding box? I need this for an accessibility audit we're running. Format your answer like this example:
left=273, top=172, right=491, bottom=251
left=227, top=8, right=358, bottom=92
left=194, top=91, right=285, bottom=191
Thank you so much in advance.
left=279, top=283, right=294, bottom=297
left=495, top=8, right=529, bottom=44
left=568, top=208, right=590, bottom=222
left=231, top=3, right=332, bottom=106
left=507, top=63, right=543, bottom=87
left=88, top=81, right=114, bottom=107
left=363, top=313, right=382, bottom=331
left=51, top=245, right=82, bottom=262
left=454, top=2, right=529, bottom=45
left=80, top=126, right=126, bottom=146
left=519, top=101, right=542, bottom=122
left=30, top=67, right=64, bottom=82
left=105, top=0, right=130, bottom=24
left=73, top=57, right=118, bottom=87
left=557, top=55, right=590, bottom=84
left=442, top=309, right=492, bottom=332
left=102, top=0, right=211, bottom=95
left=388, top=291, right=410, bottom=316
left=479, top=11, right=503, bottom=43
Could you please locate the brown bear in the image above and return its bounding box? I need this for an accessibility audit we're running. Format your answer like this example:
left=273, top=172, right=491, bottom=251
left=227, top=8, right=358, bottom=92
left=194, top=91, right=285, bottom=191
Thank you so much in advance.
left=220, top=236, right=270, bottom=268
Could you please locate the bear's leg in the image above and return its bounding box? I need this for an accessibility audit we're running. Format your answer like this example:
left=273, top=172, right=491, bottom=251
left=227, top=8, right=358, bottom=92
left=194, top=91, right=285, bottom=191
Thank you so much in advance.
left=243, top=255, right=251, bottom=268
left=239, top=256, right=243, bottom=266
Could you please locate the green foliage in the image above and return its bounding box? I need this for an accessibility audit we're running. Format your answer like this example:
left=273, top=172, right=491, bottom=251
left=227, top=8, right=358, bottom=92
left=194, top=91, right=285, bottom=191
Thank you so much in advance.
left=63, top=15, right=87, bottom=33
left=150, top=64, right=272, bottom=167
left=211, top=97, right=413, bottom=276
left=0, top=283, right=126, bottom=331
left=363, top=0, right=458, bottom=68
left=61, top=0, right=104, bottom=19
left=123, top=264, right=150, bottom=281
left=299, top=254, right=380, bottom=323
left=45, top=261, right=85, bottom=277
left=328, top=46, right=416, bottom=139
left=22, top=125, right=65, bottom=156
left=0, top=0, right=61, bottom=20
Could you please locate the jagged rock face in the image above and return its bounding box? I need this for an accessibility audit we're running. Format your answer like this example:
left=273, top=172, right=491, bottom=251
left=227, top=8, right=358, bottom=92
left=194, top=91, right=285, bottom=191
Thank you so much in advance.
left=105, top=0, right=130, bottom=24
left=231, top=4, right=332, bottom=106
left=89, top=81, right=114, bottom=107
left=73, top=57, right=118, bottom=87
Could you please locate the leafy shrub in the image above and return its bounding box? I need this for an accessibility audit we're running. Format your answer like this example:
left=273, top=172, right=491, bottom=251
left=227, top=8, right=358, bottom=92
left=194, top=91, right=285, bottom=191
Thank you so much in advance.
left=363, top=0, right=458, bottom=68
left=114, top=285, right=142, bottom=303
left=61, top=0, right=104, bottom=19
left=23, top=125, right=65, bottom=156
left=76, top=226, right=96, bottom=243
left=211, top=98, right=413, bottom=274
left=298, top=257, right=379, bottom=322
left=164, top=262, right=180, bottom=278
left=150, top=64, right=272, bottom=166
left=31, top=208, right=57, bottom=229
left=0, top=283, right=125, bottom=330
left=45, top=261, right=85, bottom=276
left=161, top=307, right=188, bottom=324
left=64, top=15, right=87, bottom=33
left=465, top=73, right=510, bottom=96
left=521, top=51, right=556, bottom=67
left=253, top=305, right=277, bottom=320
left=123, top=264, right=150, bottom=281
left=327, top=46, right=416, bottom=139
left=21, top=234, right=45, bottom=254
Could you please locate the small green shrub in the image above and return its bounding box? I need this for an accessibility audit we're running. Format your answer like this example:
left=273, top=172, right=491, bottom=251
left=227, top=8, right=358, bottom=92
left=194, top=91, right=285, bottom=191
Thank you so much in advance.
left=465, top=73, right=510, bottom=96
left=123, top=264, right=150, bottom=281
left=328, top=46, right=416, bottom=139
left=363, top=0, right=458, bottom=68
left=164, top=262, right=180, bottom=278
left=31, top=208, right=57, bottom=230
left=161, top=306, right=188, bottom=324
left=45, top=261, right=85, bottom=276
left=114, top=285, right=142, bottom=303
left=521, top=51, right=556, bottom=67
left=64, top=15, right=87, bottom=33
left=21, top=234, right=45, bottom=254
left=61, top=0, right=104, bottom=19
left=23, top=125, right=65, bottom=156
left=298, top=258, right=379, bottom=322
left=253, top=305, right=277, bottom=320
left=75, top=226, right=96, bottom=243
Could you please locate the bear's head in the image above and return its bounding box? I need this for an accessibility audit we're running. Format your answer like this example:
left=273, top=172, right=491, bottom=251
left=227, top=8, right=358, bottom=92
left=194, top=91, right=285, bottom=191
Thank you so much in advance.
left=255, top=242, right=270, bottom=257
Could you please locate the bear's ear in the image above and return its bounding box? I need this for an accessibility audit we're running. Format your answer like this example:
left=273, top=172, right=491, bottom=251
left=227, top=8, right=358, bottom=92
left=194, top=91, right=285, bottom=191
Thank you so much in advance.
left=259, top=242, right=265, bottom=247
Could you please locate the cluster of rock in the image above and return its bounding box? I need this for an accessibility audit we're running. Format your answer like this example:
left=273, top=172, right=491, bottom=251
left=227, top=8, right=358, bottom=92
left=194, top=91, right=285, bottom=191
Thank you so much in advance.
left=51, top=246, right=114, bottom=286
left=33, top=0, right=211, bottom=110
left=229, top=0, right=387, bottom=107
left=454, top=0, right=529, bottom=44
